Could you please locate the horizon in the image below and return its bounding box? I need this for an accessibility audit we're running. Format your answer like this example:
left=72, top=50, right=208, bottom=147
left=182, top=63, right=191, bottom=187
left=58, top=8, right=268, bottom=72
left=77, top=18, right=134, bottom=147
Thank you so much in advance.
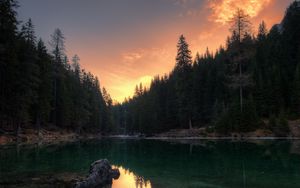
left=18, top=0, right=293, bottom=102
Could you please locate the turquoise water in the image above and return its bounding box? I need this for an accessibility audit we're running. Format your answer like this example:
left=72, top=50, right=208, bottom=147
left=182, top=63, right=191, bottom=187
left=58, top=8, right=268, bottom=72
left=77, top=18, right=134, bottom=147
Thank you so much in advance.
left=0, top=139, right=300, bottom=188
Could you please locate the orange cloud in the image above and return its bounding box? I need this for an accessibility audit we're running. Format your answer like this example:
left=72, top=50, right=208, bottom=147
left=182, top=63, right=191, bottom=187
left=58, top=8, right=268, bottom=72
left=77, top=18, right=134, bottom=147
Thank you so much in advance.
left=208, top=0, right=272, bottom=24
left=103, top=47, right=175, bottom=102
left=122, top=51, right=144, bottom=63
left=67, top=0, right=291, bottom=102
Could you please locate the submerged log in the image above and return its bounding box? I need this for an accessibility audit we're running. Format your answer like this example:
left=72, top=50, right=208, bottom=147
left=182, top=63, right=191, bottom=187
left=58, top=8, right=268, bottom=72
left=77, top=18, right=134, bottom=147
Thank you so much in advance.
left=75, top=159, right=120, bottom=188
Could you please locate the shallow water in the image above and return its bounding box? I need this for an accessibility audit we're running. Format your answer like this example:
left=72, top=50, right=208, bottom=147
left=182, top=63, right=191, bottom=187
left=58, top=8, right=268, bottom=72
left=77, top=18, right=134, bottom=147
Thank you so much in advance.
left=1, top=139, right=300, bottom=188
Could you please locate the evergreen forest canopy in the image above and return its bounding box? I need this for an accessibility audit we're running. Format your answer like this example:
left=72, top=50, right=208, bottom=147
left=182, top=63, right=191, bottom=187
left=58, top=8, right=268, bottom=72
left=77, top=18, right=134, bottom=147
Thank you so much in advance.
left=1, top=0, right=300, bottom=136
left=0, top=0, right=113, bottom=135
left=112, top=1, right=300, bottom=135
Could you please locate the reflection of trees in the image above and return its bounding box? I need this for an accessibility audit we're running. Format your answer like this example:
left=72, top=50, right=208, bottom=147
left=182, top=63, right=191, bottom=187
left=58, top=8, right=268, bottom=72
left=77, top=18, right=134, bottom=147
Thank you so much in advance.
left=124, top=168, right=129, bottom=175
left=1, top=140, right=300, bottom=188
left=134, top=175, right=145, bottom=188
left=133, top=174, right=151, bottom=188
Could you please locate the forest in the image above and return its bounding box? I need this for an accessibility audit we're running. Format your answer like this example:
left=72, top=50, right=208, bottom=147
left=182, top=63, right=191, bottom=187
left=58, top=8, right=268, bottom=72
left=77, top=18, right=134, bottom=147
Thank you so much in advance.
left=1, top=0, right=300, bottom=136
left=112, top=1, right=300, bottom=135
left=0, top=0, right=113, bottom=135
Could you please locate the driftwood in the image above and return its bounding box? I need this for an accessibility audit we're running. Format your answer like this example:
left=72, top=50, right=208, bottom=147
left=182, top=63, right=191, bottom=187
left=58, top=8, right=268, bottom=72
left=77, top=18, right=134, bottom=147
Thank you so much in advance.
left=75, top=159, right=120, bottom=188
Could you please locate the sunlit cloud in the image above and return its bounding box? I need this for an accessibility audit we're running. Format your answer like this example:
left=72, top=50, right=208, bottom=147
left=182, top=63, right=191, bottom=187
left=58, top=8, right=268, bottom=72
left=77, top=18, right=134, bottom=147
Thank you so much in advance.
left=122, top=51, right=144, bottom=63
left=35, top=0, right=290, bottom=102
left=197, top=31, right=214, bottom=41
left=105, top=47, right=175, bottom=102
left=208, top=0, right=273, bottom=24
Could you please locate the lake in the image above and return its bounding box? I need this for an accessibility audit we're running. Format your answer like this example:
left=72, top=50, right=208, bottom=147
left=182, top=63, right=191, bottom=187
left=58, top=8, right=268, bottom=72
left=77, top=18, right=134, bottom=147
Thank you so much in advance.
left=1, top=139, right=300, bottom=188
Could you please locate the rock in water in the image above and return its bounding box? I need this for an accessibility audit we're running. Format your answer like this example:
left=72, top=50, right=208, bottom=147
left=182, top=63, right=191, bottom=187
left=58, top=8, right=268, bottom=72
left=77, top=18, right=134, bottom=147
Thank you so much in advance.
left=75, top=159, right=120, bottom=188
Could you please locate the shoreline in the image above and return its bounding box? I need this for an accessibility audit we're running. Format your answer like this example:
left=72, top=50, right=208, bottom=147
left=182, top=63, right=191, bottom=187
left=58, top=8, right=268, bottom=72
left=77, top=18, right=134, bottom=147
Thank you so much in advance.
left=107, top=135, right=300, bottom=140
left=1, top=128, right=300, bottom=146
left=0, top=128, right=100, bottom=146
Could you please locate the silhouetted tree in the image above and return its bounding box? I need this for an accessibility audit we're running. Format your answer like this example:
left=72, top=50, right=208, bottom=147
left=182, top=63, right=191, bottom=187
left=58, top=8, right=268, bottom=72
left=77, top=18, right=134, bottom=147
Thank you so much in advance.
left=174, top=35, right=193, bottom=129
left=228, top=9, right=252, bottom=113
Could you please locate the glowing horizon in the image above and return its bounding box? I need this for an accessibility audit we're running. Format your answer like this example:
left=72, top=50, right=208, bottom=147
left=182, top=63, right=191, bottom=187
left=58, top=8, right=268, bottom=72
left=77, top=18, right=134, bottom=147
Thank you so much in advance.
left=18, top=0, right=293, bottom=102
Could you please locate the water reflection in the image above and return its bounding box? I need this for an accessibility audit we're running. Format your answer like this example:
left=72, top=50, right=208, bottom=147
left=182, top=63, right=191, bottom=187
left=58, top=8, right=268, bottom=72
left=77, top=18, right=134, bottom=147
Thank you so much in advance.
left=0, top=139, right=300, bottom=188
left=112, top=166, right=151, bottom=188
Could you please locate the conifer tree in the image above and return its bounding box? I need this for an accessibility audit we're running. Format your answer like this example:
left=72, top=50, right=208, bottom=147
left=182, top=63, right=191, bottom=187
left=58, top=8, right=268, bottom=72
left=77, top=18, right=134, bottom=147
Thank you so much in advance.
left=34, top=39, right=52, bottom=133
left=20, top=18, right=36, bottom=44
left=0, top=0, right=19, bottom=131
left=49, top=28, right=66, bottom=127
left=174, top=35, right=193, bottom=129
left=228, top=9, right=252, bottom=113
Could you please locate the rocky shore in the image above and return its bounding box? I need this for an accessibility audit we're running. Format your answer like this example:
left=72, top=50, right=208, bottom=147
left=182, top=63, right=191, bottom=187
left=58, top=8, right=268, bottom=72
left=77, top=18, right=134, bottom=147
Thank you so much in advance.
left=1, top=120, right=300, bottom=146
left=0, top=128, right=100, bottom=146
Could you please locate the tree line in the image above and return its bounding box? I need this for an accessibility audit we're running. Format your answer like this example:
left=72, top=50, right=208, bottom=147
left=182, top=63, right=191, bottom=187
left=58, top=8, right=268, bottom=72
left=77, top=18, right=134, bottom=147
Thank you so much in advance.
left=112, top=2, right=300, bottom=136
left=0, top=0, right=112, bottom=135
left=1, top=0, right=299, bottom=136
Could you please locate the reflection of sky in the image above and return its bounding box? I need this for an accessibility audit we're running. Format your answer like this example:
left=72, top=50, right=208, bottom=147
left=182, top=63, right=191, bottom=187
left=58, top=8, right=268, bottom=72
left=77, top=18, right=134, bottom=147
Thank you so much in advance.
left=112, top=166, right=151, bottom=188
left=18, top=0, right=293, bottom=102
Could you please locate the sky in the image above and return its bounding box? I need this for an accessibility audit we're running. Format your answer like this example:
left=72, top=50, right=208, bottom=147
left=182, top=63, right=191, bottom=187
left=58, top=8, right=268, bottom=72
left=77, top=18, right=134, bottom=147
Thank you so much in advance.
left=18, top=0, right=293, bottom=102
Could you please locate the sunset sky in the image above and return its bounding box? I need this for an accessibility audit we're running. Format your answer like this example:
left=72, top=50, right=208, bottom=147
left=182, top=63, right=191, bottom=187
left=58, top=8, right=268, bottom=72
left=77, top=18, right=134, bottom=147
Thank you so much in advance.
left=18, top=0, right=293, bottom=102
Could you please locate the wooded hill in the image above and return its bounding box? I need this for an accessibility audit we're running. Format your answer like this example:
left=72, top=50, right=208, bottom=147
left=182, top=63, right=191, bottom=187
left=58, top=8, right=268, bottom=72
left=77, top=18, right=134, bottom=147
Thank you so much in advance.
left=0, top=0, right=113, bottom=135
left=112, top=1, right=300, bottom=136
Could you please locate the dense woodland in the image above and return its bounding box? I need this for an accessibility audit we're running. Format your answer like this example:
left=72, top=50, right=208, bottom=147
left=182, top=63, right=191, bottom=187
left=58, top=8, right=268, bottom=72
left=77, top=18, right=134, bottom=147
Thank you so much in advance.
left=113, top=2, right=300, bottom=135
left=1, top=0, right=300, bottom=136
left=0, top=0, right=112, bottom=135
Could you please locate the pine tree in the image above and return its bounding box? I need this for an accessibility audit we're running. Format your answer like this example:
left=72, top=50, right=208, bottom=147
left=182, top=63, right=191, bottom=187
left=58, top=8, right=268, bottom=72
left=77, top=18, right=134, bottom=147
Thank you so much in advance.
left=72, top=54, right=81, bottom=76
left=228, top=9, right=253, bottom=113
left=253, top=21, right=269, bottom=116
left=174, top=35, right=193, bottom=129
left=17, top=18, right=40, bottom=132
left=175, top=35, right=192, bottom=69
left=34, top=39, right=52, bottom=133
left=257, top=21, right=268, bottom=41
left=0, top=0, right=19, bottom=131
left=20, top=18, right=36, bottom=44
left=0, top=0, right=18, bottom=43
left=103, top=87, right=112, bottom=107
left=49, top=28, right=66, bottom=127
left=50, top=28, right=66, bottom=61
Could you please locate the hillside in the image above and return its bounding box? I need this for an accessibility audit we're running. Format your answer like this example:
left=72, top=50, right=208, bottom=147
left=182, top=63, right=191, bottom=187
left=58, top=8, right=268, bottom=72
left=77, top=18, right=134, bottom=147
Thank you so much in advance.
left=112, top=1, right=300, bottom=136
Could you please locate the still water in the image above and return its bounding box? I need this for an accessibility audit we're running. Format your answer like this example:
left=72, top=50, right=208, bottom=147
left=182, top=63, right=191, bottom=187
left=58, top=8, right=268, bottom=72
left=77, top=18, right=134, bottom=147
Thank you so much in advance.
left=0, top=139, right=300, bottom=188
